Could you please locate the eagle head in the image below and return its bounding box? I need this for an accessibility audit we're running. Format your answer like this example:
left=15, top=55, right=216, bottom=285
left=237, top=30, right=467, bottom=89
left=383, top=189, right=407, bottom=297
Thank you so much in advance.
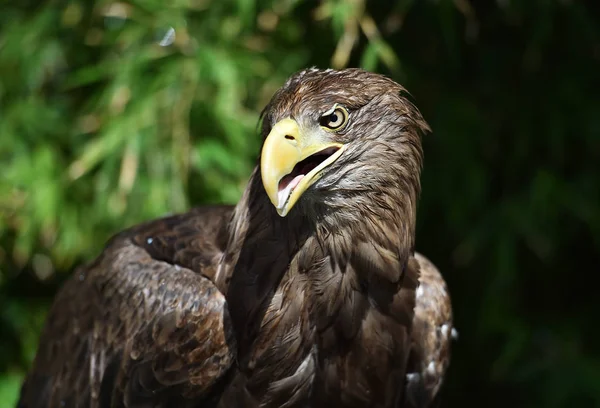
left=259, top=68, right=430, bottom=222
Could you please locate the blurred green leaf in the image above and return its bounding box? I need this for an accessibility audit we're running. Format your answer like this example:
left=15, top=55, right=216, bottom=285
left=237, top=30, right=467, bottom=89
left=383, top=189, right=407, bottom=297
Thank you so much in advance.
left=0, top=372, right=23, bottom=408
left=1, top=0, right=599, bottom=407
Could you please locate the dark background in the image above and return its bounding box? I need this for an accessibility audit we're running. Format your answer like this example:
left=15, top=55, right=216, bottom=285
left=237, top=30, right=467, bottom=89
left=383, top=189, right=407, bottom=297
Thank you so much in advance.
left=1, top=1, right=598, bottom=406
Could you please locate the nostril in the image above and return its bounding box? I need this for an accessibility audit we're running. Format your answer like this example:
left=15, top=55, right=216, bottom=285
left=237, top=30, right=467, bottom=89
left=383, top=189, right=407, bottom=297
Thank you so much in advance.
left=284, top=135, right=295, bottom=141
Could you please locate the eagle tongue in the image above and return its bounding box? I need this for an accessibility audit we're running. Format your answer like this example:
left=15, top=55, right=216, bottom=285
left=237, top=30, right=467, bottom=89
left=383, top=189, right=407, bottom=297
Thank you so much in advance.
left=277, top=174, right=304, bottom=209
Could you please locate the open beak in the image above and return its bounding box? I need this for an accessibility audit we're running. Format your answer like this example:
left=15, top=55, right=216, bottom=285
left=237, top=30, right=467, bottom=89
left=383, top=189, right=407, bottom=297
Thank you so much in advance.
left=260, top=118, right=346, bottom=217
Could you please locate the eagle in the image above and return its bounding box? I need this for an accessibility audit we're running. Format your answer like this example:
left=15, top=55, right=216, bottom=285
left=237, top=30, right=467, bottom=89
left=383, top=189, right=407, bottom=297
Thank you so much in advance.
left=18, top=68, right=455, bottom=408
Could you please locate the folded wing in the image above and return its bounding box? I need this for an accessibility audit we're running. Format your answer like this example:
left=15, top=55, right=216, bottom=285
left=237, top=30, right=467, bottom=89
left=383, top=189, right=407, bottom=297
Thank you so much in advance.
left=18, top=207, right=237, bottom=408
left=404, top=252, right=455, bottom=408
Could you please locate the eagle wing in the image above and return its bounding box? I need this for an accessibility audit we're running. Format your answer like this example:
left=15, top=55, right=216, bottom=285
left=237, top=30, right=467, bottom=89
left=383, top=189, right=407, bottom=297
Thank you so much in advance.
left=18, top=206, right=237, bottom=408
left=405, top=252, right=455, bottom=408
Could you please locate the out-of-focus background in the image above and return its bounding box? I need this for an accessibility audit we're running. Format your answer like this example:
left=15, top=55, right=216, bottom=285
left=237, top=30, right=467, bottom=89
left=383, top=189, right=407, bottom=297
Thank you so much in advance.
left=1, top=0, right=598, bottom=406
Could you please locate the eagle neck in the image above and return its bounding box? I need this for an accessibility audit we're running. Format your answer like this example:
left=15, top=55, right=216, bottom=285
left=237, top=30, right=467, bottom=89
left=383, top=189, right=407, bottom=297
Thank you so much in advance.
left=292, top=181, right=420, bottom=334
left=222, top=170, right=313, bottom=357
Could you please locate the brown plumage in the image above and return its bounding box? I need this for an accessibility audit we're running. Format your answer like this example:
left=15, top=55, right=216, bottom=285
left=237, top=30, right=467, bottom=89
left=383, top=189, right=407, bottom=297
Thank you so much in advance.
left=18, top=68, right=455, bottom=408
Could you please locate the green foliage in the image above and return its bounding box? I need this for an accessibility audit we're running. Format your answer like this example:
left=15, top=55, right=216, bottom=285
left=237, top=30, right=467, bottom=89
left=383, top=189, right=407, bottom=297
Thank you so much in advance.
left=1, top=1, right=598, bottom=407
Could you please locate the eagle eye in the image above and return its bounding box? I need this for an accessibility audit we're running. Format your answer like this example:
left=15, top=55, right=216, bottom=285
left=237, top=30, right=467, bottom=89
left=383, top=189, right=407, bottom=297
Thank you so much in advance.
left=319, top=105, right=349, bottom=131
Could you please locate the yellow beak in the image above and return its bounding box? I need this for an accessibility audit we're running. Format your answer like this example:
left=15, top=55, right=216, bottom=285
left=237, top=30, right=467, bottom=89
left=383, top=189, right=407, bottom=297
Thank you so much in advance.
left=260, top=118, right=345, bottom=217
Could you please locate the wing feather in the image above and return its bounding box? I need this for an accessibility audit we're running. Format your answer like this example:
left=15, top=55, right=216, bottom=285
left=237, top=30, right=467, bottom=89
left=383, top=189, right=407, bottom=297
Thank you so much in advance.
left=18, top=207, right=236, bottom=408
left=404, top=252, right=454, bottom=408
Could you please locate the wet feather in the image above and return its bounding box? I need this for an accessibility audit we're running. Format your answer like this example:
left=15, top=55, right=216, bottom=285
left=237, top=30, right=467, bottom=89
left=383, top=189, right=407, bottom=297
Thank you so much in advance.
left=19, top=68, right=454, bottom=408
